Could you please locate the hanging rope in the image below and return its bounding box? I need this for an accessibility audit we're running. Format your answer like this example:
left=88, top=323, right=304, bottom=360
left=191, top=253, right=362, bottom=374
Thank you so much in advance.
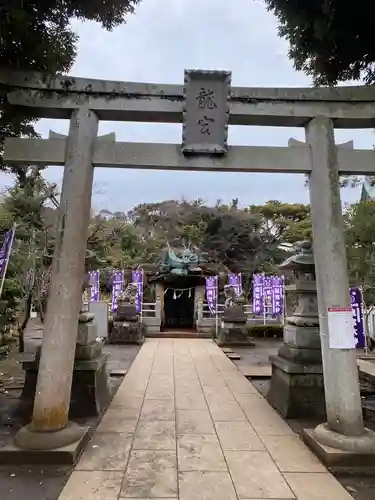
left=164, top=287, right=194, bottom=299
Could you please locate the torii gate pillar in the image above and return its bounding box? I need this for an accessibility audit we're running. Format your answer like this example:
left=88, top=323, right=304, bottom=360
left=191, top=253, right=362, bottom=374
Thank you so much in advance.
left=14, top=108, right=99, bottom=451
left=304, top=116, right=375, bottom=455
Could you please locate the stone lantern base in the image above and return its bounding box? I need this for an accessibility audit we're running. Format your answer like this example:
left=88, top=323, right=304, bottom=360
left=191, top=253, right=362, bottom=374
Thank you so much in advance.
left=267, top=355, right=325, bottom=418
left=21, top=313, right=111, bottom=419
left=267, top=325, right=326, bottom=419
left=22, top=352, right=111, bottom=419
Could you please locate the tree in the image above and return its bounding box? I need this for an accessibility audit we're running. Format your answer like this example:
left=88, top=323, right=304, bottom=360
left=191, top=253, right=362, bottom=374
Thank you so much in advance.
left=345, top=201, right=375, bottom=303
left=125, top=199, right=312, bottom=289
left=201, top=208, right=265, bottom=273
left=0, top=2, right=141, bottom=337
left=248, top=201, right=312, bottom=244
left=345, top=201, right=375, bottom=343
left=264, top=1, right=375, bottom=85
left=0, top=167, right=59, bottom=351
left=0, top=1, right=141, bottom=172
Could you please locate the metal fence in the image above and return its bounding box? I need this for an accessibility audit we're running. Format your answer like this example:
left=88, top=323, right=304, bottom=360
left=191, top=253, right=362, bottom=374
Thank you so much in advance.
left=202, top=303, right=283, bottom=325
left=142, top=302, right=157, bottom=317
left=83, top=299, right=157, bottom=318
left=83, top=300, right=282, bottom=324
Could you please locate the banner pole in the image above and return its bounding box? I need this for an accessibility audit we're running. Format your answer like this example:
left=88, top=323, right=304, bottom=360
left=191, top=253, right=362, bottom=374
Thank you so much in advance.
left=263, top=282, right=266, bottom=326
left=261, top=273, right=266, bottom=325
left=140, top=269, right=144, bottom=323
left=359, top=286, right=368, bottom=355
left=282, top=275, right=286, bottom=326
left=215, top=276, right=219, bottom=339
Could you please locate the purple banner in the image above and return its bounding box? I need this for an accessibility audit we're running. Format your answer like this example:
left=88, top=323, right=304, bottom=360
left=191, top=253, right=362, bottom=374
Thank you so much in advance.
left=0, top=228, right=15, bottom=278
left=206, top=276, right=218, bottom=315
left=132, top=269, right=143, bottom=313
left=252, top=274, right=284, bottom=316
left=88, top=270, right=100, bottom=302
left=350, top=287, right=366, bottom=349
left=263, top=276, right=273, bottom=315
left=111, top=270, right=123, bottom=312
left=252, top=273, right=265, bottom=315
left=228, top=273, right=242, bottom=296
left=272, top=276, right=284, bottom=316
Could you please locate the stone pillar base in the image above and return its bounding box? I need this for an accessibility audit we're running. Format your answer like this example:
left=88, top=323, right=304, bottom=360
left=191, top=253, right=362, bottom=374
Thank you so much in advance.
left=14, top=421, right=85, bottom=450
left=22, top=353, right=111, bottom=419
left=302, top=425, right=375, bottom=467
left=267, top=354, right=325, bottom=419
left=0, top=423, right=90, bottom=465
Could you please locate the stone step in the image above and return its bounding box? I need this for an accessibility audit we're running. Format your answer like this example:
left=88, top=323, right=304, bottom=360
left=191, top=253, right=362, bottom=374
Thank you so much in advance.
left=109, top=369, right=127, bottom=377
left=239, top=364, right=272, bottom=378
left=227, top=353, right=241, bottom=360
left=221, top=347, right=234, bottom=353
left=146, top=331, right=211, bottom=339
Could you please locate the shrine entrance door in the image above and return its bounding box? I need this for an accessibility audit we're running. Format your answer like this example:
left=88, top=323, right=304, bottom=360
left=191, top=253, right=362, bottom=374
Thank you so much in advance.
left=163, top=286, right=195, bottom=331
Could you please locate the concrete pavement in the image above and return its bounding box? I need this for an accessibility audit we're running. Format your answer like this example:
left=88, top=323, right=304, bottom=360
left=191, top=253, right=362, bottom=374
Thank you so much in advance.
left=58, top=339, right=353, bottom=500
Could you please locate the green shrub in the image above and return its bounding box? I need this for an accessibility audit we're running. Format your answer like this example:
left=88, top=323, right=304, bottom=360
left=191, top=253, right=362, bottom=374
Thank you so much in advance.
left=247, top=324, right=283, bottom=339
left=0, top=293, right=18, bottom=358
left=0, top=344, right=11, bottom=359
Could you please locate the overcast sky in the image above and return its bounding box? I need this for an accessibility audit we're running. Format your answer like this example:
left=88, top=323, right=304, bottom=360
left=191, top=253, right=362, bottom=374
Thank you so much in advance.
left=1, top=0, right=372, bottom=211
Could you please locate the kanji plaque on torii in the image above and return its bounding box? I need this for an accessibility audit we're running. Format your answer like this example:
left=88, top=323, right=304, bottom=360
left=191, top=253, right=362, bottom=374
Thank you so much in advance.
left=182, top=69, right=231, bottom=155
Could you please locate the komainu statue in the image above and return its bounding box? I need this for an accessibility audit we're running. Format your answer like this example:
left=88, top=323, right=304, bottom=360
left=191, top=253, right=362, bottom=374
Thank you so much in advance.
left=108, top=282, right=144, bottom=345
left=223, top=285, right=247, bottom=324
left=216, top=285, right=253, bottom=347
left=119, top=282, right=138, bottom=305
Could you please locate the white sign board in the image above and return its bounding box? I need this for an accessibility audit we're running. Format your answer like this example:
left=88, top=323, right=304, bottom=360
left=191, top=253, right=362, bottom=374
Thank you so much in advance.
left=328, top=307, right=356, bottom=349
left=89, top=301, right=109, bottom=339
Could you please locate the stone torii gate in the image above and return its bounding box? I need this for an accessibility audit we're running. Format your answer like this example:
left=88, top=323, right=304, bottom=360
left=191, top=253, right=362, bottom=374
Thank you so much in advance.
left=2, top=69, right=375, bottom=461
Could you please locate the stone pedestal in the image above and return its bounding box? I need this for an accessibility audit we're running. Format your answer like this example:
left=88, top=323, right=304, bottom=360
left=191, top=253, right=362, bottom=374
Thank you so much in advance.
left=268, top=325, right=325, bottom=419
left=109, top=322, right=144, bottom=344
left=22, top=353, right=110, bottom=419
left=108, top=300, right=144, bottom=344
left=22, top=313, right=110, bottom=419
left=216, top=305, right=254, bottom=346
left=268, top=360, right=325, bottom=419
left=73, top=312, right=110, bottom=417
left=268, top=367, right=325, bottom=418
left=69, top=354, right=110, bottom=418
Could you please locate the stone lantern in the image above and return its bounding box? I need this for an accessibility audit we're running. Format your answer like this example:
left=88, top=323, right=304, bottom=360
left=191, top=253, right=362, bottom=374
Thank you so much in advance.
left=267, top=241, right=325, bottom=418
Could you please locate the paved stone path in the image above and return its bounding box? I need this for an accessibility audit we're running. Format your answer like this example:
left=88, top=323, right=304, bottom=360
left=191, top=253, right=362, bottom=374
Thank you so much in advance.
left=58, top=339, right=353, bottom=500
